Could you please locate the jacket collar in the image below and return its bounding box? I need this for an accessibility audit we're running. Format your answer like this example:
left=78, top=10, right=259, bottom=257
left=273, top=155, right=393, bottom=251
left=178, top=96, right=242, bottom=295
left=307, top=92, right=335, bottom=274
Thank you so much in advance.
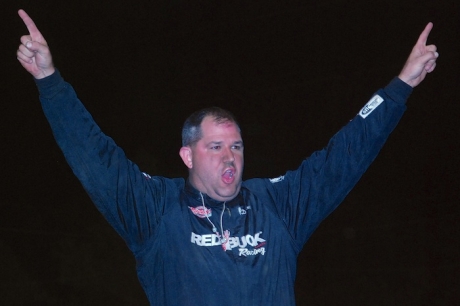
left=184, top=179, right=242, bottom=208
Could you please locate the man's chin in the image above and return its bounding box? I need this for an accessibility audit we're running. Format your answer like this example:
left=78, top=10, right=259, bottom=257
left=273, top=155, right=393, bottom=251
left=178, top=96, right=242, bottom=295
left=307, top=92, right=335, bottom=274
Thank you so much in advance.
left=215, top=185, right=241, bottom=201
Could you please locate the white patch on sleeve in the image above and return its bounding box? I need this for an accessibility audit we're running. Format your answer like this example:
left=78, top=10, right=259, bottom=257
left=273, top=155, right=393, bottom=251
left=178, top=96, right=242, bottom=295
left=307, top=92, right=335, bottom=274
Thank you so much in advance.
left=269, top=176, right=284, bottom=183
left=359, top=95, right=384, bottom=119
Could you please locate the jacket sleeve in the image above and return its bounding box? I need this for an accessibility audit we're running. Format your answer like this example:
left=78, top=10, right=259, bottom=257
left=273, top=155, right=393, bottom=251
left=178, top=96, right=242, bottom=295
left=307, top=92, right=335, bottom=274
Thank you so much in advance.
left=35, top=70, right=168, bottom=253
left=267, top=77, right=412, bottom=250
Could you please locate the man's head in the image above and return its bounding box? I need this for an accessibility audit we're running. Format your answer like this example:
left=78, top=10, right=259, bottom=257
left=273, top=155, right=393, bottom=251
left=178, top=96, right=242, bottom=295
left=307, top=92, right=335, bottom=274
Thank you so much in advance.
left=179, top=107, right=244, bottom=202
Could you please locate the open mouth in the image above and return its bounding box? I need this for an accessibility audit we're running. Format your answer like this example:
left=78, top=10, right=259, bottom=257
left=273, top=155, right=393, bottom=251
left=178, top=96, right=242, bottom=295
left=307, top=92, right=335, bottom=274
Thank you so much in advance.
left=222, top=169, right=235, bottom=184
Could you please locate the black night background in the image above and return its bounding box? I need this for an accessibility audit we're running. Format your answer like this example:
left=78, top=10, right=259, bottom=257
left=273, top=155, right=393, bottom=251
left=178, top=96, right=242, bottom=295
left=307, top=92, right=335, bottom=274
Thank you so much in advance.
left=1, top=1, right=459, bottom=305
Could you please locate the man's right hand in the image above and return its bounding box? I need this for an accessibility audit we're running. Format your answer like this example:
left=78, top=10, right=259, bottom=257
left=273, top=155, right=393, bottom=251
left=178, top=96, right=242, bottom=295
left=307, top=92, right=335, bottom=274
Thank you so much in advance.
left=17, top=9, right=55, bottom=79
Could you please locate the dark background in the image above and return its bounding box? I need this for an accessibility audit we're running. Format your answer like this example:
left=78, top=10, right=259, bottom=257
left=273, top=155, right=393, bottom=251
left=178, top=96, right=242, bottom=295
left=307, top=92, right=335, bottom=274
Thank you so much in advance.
left=2, top=1, right=459, bottom=305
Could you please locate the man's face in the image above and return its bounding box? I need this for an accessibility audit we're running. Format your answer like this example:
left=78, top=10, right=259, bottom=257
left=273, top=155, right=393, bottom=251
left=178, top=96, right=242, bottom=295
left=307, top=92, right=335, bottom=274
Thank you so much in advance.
left=180, top=115, right=244, bottom=202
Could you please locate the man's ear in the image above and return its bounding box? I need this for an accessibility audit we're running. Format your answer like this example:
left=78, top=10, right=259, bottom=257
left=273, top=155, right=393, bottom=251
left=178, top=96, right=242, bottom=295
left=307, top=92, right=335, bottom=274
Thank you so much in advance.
left=179, top=146, right=193, bottom=169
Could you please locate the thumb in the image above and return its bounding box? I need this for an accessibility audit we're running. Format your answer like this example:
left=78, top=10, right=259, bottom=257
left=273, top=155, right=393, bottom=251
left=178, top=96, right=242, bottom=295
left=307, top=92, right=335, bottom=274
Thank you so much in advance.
left=20, top=35, right=49, bottom=56
left=25, top=40, right=50, bottom=56
left=19, top=39, right=54, bottom=79
left=25, top=40, right=53, bottom=68
left=419, top=50, right=439, bottom=65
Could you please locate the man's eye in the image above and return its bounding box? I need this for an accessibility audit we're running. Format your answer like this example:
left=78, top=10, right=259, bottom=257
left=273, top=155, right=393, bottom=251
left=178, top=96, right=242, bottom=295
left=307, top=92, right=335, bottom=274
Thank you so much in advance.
left=232, top=145, right=241, bottom=150
left=211, top=146, right=221, bottom=150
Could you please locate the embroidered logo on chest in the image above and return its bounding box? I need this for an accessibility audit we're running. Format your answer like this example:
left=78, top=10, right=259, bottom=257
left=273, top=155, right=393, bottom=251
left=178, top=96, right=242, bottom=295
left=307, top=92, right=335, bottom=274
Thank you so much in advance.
left=188, top=206, right=212, bottom=218
left=191, top=231, right=267, bottom=257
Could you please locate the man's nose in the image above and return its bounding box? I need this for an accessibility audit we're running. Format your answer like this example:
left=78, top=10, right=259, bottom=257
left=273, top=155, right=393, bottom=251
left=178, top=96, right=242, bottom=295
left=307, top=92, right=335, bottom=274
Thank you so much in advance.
left=223, top=146, right=235, bottom=162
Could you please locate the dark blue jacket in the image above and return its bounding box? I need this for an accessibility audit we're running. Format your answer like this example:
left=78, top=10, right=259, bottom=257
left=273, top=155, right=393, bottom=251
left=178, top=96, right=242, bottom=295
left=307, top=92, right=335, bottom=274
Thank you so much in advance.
left=36, top=71, right=411, bottom=305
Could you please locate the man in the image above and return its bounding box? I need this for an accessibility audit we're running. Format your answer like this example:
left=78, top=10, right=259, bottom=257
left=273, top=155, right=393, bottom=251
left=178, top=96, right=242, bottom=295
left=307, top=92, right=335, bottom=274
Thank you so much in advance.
left=17, top=8, right=438, bottom=305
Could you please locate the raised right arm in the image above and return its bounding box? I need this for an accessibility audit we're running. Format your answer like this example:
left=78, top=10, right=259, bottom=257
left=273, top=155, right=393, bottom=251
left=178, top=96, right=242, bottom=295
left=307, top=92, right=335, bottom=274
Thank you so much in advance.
left=16, top=9, right=169, bottom=253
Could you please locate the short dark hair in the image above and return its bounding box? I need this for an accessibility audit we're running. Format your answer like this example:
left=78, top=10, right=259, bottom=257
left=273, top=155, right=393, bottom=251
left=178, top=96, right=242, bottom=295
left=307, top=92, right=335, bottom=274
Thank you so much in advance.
left=181, top=107, right=240, bottom=147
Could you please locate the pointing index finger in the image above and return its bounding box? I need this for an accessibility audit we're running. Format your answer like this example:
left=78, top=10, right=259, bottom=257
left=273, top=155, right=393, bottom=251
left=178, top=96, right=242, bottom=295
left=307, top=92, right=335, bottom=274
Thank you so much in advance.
left=416, top=22, right=433, bottom=46
left=18, top=9, right=44, bottom=42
